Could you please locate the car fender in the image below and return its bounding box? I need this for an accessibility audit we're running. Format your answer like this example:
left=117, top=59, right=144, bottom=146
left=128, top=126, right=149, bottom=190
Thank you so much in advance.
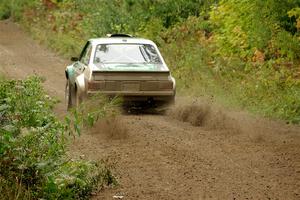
left=66, top=65, right=75, bottom=82
left=170, top=76, right=176, bottom=93
left=75, top=73, right=86, bottom=96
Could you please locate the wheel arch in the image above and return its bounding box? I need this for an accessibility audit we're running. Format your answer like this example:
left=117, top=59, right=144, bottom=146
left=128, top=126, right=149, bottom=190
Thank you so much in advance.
left=65, top=70, right=69, bottom=79
left=74, top=73, right=86, bottom=96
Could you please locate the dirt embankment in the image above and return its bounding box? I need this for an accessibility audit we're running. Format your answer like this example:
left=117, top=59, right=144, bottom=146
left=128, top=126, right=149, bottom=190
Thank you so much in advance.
left=1, top=20, right=299, bottom=200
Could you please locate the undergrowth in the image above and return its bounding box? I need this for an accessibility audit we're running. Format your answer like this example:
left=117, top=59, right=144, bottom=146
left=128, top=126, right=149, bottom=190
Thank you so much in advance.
left=0, top=76, right=117, bottom=199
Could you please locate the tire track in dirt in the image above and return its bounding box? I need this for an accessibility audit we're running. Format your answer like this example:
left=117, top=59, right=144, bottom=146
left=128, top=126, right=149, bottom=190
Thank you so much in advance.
left=1, top=20, right=299, bottom=200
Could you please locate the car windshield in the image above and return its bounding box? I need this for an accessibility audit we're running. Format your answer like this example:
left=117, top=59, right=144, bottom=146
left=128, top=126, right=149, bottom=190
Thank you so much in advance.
left=94, top=44, right=162, bottom=64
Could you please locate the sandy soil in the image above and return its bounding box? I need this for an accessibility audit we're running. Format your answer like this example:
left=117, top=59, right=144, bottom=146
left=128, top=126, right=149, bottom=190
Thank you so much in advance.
left=1, top=20, right=299, bottom=200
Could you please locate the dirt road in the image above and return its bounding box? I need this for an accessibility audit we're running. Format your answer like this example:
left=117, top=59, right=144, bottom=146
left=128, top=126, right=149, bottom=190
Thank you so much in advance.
left=1, top=20, right=299, bottom=200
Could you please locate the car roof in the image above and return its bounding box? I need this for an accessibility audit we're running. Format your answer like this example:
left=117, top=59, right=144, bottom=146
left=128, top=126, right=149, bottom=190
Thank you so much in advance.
left=89, top=37, right=156, bottom=46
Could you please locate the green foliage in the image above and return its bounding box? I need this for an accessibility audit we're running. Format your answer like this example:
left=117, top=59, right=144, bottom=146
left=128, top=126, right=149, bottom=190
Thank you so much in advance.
left=0, top=0, right=38, bottom=20
left=0, top=77, right=116, bottom=199
left=160, top=16, right=215, bottom=89
left=0, top=0, right=11, bottom=20
left=206, top=0, right=300, bottom=122
left=76, top=0, right=210, bottom=36
left=210, top=0, right=300, bottom=61
left=240, top=65, right=300, bottom=123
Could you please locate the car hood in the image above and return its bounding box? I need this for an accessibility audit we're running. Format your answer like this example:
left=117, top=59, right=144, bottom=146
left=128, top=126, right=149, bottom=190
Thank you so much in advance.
left=93, top=63, right=168, bottom=72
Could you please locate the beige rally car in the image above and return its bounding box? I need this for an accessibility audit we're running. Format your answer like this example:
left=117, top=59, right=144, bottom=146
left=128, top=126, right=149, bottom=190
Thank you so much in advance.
left=65, top=34, right=176, bottom=109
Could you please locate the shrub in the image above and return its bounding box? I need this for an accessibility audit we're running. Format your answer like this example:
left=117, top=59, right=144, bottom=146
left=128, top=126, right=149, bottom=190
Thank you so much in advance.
left=0, top=76, right=117, bottom=199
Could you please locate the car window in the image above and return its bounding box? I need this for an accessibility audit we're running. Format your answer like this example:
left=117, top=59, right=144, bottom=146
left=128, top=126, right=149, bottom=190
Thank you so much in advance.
left=80, top=43, right=92, bottom=65
left=94, top=44, right=162, bottom=64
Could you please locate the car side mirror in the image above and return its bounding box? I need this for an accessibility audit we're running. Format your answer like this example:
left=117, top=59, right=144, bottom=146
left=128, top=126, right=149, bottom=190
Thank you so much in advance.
left=71, top=57, right=79, bottom=62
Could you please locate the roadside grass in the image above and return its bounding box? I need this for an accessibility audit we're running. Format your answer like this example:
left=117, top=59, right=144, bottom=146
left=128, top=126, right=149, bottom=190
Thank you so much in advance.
left=0, top=76, right=118, bottom=199
left=169, top=53, right=300, bottom=123
left=162, top=16, right=300, bottom=123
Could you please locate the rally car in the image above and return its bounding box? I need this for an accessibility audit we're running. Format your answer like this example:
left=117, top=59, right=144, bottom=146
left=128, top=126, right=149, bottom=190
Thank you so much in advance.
left=65, top=34, right=176, bottom=109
